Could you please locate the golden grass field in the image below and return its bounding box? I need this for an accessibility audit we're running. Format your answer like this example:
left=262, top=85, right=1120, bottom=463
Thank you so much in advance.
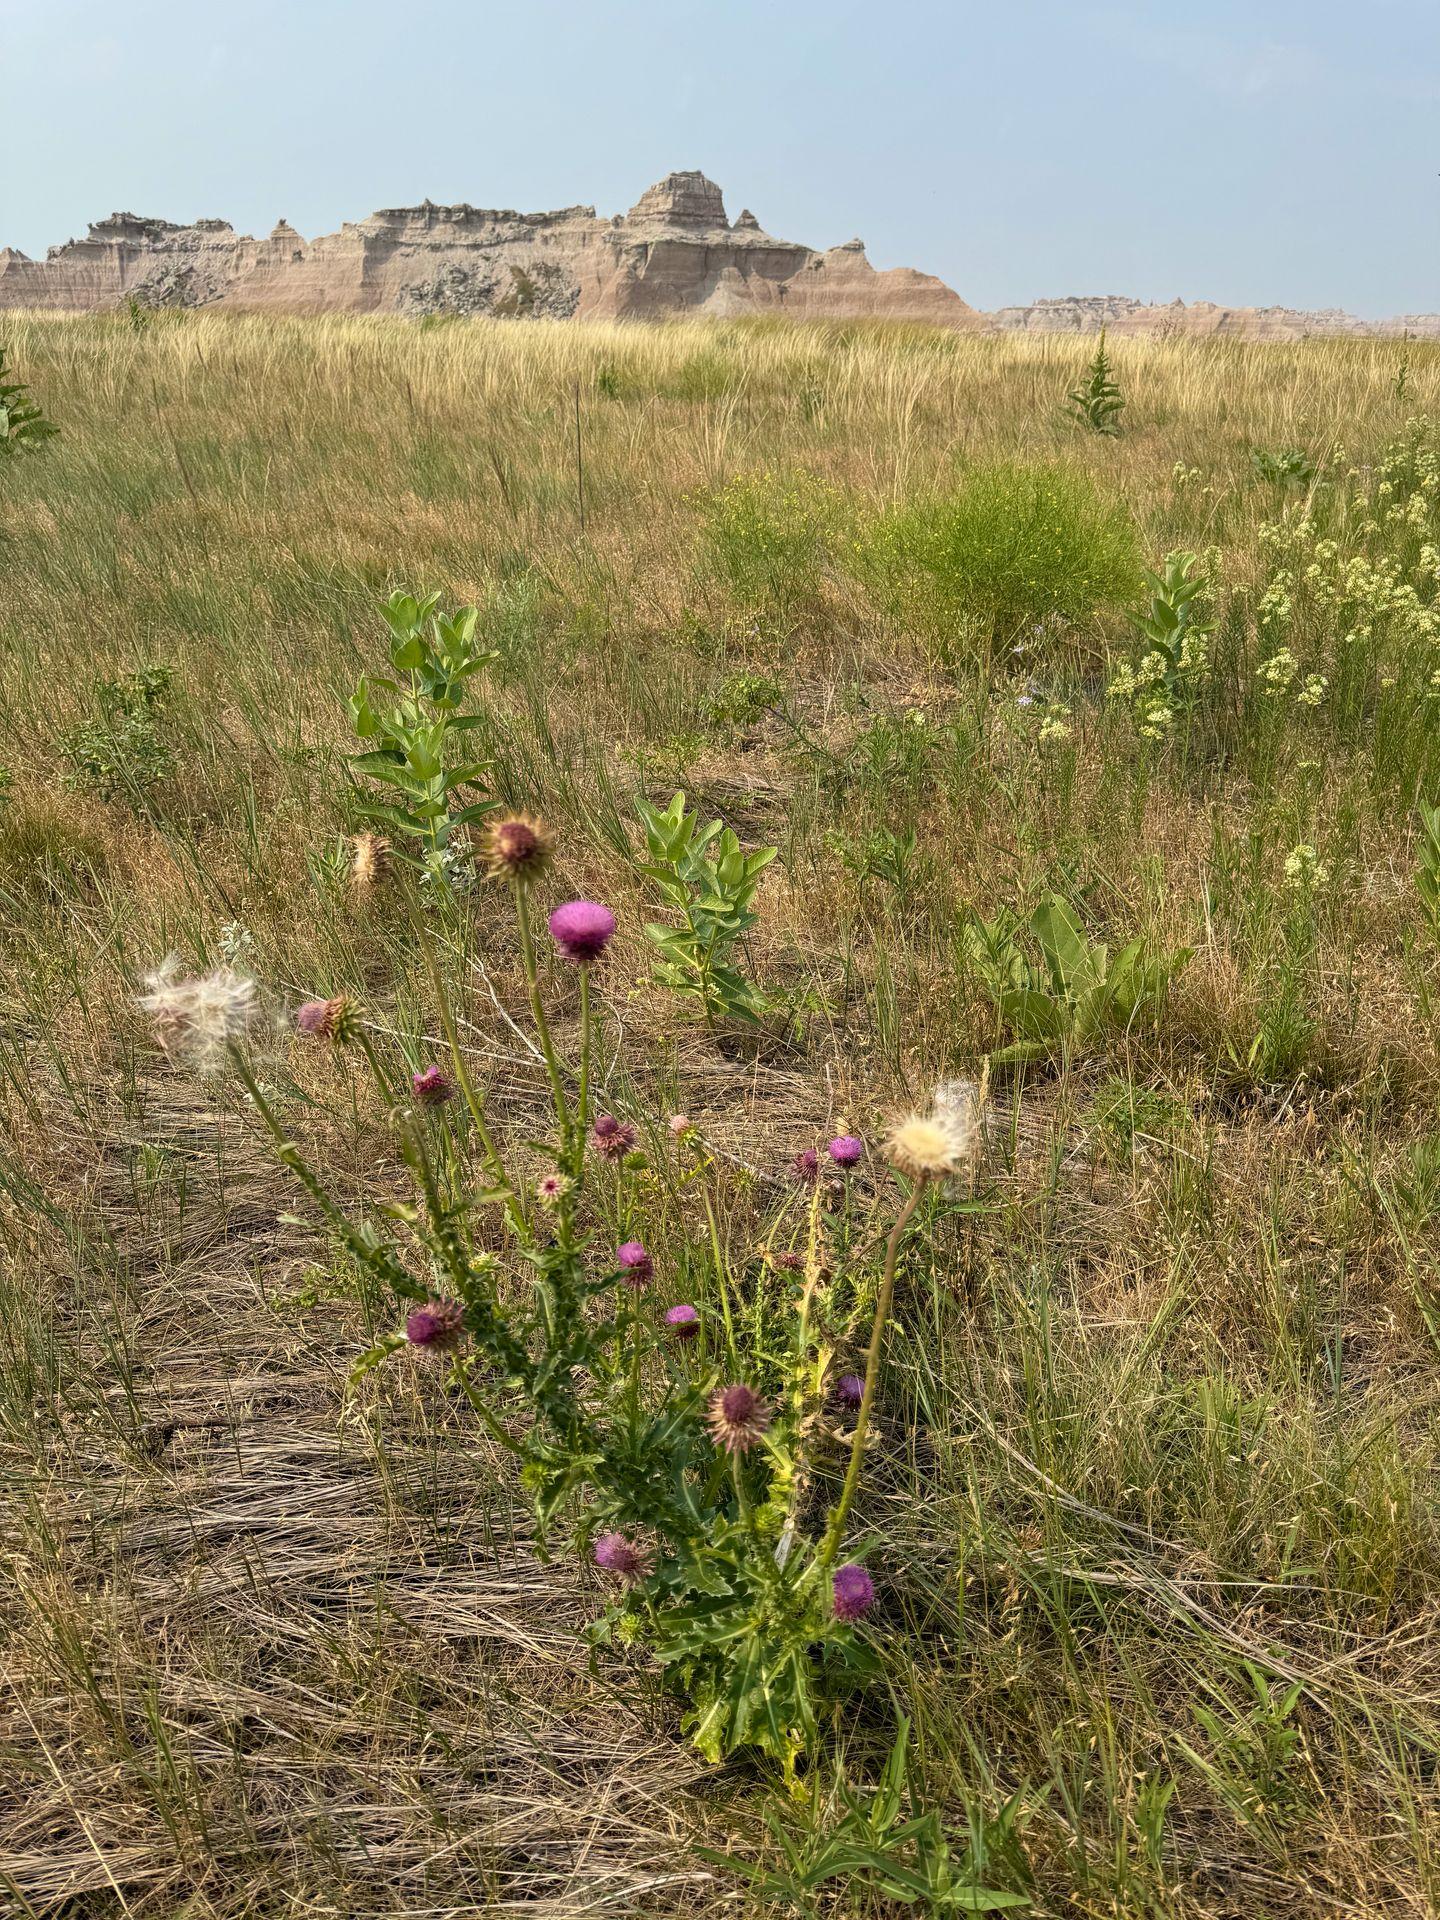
left=5, top=310, right=1440, bottom=1917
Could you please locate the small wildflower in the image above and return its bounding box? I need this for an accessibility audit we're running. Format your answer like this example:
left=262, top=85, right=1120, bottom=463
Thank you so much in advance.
left=832, top=1563, right=875, bottom=1622
left=835, top=1372, right=865, bottom=1411
left=827, top=1135, right=863, bottom=1169
left=139, top=957, right=258, bottom=1069
left=616, top=1240, right=653, bottom=1289
left=348, top=831, right=389, bottom=889
left=480, top=814, right=556, bottom=884
left=708, top=1382, right=771, bottom=1454
left=411, top=1064, right=453, bottom=1107
left=1284, top=843, right=1328, bottom=891
left=791, top=1147, right=821, bottom=1184
left=667, top=1112, right=693, bottom=1139
left=885, top=1081, right=979, bottom=1182
left=535, top=1171, right=573, bottom=1207
left=296, top=995, right=357, bottom=1043
left=591, top=1114, right=637, bottom=1161
left=769, top=1250, right=805, bottom=1272
left=549, top=899, right=617, bottom=963
left=664, top=1302, right=700, bottom=1339
left=404, top=1298, right=465, bottom=1356
left=593, top=1531, right=652, bottom=1582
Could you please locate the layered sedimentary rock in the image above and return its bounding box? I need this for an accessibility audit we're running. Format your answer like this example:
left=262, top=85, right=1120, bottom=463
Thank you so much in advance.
left=990, top=294, right=1440, bottom=341
left=0, top=171, right=979, bottom=326
left=7, top=180, right=1433, bottom=337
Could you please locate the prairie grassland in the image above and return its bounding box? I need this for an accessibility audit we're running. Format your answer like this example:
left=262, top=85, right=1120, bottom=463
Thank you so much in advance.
left=4, top=310, right=1440, bottom=1917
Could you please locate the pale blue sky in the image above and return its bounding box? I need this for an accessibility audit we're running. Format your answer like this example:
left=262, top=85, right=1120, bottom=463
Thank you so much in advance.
left=3, top=0, right=1437, bottom=315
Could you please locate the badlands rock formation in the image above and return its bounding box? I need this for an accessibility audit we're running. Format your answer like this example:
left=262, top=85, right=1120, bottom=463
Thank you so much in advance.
left=0, top=172, right=979, bottom=326
left=989, top=294, right=1440, bottom=341
left=5, top=175, right=1434, bottom=337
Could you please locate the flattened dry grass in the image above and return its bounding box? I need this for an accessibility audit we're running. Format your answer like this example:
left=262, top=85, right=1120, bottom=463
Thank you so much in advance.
left=4, top=311, right=1440, bottom=1915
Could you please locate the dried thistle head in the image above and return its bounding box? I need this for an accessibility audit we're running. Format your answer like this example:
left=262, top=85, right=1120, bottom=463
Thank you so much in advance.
left=480, top=814, right=556, bottom=885
left=348, top=831, right=390, bottom=890
left=139, top=956, right=258, bottom=1070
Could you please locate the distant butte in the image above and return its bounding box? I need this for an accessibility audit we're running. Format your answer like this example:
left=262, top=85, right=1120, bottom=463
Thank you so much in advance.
left=1, top=171, right=1434, bottom=337
left=0, top=170, right=977, bottom=327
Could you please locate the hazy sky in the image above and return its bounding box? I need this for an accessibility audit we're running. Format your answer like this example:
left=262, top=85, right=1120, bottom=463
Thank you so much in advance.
left=3, top=0, right=1438, bottom=316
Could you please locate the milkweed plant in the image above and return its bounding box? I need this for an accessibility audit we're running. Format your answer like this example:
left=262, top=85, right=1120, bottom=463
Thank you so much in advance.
left=139, top=800, right=984, bottom=1778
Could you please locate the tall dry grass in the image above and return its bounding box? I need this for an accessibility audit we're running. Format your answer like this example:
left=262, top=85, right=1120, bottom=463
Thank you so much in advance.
left=3, top=310, right=1440, bottom=1916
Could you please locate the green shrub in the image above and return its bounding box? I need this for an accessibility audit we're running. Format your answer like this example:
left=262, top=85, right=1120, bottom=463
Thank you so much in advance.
left=59, top=665, right=176, bottom=806
left=700, top=470, right=844, bottom=618
left=857, top=462, right=1140, bottom=648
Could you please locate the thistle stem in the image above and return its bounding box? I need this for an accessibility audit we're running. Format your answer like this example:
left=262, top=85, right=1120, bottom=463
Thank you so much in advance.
left=417, top=919, right=526, bottom=1237
left=818, top=1175, right=928, bottom=1572
left=575, top=965, right=592, bottom=1179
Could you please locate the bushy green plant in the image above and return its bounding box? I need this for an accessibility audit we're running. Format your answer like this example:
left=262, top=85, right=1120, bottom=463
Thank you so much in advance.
left=701, top=470, right=843, bottom=617
left=1067, top=329, right=1123, bottom=436
left=701, top=669, right=782, bottom=733
left=0, top=344, right=58, bottom=457
left=636, top=790, right=777, bottom=1026
left=1107, top=550, right=1213, bottom=740
left=961, top=894, right=1189, bottom=1064
left=1251, top=446, right=1316, bottom=488
left=59, top=665, right=176, bottom=805
left=857, top=463, right=1139, bottom=647
left=347, top=590, right=497, bottom=887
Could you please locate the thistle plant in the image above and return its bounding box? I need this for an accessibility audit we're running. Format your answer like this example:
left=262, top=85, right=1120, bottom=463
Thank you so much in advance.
left=346, top=590, right=498, bottom=888
left=1067, top=328, right=1124, bottom=437
left=138, top=818, right=975, bottom=1778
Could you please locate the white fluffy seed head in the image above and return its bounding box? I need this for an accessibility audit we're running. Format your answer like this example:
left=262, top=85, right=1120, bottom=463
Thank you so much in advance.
left=139, top=956, right=258, bottom=1070
left=884, top=1080, right=981, bottom=1180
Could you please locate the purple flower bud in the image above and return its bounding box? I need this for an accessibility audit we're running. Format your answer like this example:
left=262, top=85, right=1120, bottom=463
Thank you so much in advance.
left=827, top=1135, right=864, bottom=1169
left=832, top=1563, right=875, bottom=1622
left=664, top=1303, right=700, bottom=1339
left=549, top=900, right=617, bottom=964
left=616, top=1240, right=653, bottom=1289
left=412, top=1064, right=453, bottom=1107
left=791, top=1147, right=820, bottom=1185
left=835, top=1372, right=865, bottom=1410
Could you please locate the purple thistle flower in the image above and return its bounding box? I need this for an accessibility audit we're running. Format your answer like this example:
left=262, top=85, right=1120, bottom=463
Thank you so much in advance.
left=412, top=1064, right=454, bottom=1107
left=296, top=995, right=353, bottom=1040
left=592, top=1531, right=652, bottom=1582
left=549, top=900, right=617, bottom=964
left=827, top=1135, right=864, bottom=1169
left=832, top=1563, right=875, bottom=1622
left=616, top=1240, right=653, bottom=1289
left=707, top=1383, right=771, bottom=1454
left=791, top=1147, right=820, bottom=1185
left=664, top=1303, right=700, bottom=1340
left=835, top=1372, right=865, bottom=1411
left=592, top=1114, right=637, bottom=1162
left=404, top=1298, right=465, bottom=1355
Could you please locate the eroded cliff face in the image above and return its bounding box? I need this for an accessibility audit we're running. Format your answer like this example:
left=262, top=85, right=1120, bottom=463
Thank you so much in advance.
left=989, top=294, right=1440, bottom=341
left=0, top=171, right=979, bottom=326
